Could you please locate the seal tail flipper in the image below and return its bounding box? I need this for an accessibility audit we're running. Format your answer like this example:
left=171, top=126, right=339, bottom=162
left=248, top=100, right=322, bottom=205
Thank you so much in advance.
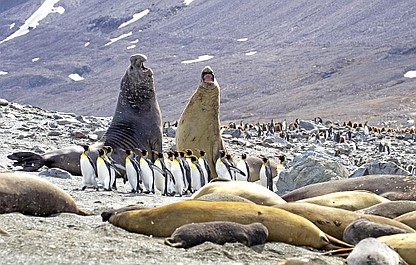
left=164, top=238, right=185, bottom=248
left=323, top=234, right=354, bottom=250
left=7, top=152, right=45, bottom=171
left=76, top=209, right=92, bottom=216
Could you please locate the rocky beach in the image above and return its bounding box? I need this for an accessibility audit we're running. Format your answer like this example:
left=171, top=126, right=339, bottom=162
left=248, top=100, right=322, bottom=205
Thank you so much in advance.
left=0, top=98, right=415, bottom=264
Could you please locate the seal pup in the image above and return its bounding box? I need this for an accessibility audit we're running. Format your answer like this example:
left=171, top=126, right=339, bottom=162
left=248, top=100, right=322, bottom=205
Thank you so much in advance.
left=0, top=172, right=89, bottom=216
left=164, top=221, right=268, bottom=248
left=175, top=66, right=225, bottom=178
left=346, top=238, right=405, bottom=265
left=281, top=175, right=416, bottom=201
left=8, top=54, right=163, bottom=176
left=343, top=217, right=409, bottom=245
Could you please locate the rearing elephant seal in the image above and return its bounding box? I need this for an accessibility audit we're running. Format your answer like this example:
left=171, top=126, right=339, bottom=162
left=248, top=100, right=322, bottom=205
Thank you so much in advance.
left=8, top=54, right=162, bottom=176
left=175, top=66, right=225, bottom=178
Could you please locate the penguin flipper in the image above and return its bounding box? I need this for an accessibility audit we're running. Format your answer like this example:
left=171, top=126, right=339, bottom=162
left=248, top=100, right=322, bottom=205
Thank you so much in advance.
left=7, top=152, right=45, bottom=171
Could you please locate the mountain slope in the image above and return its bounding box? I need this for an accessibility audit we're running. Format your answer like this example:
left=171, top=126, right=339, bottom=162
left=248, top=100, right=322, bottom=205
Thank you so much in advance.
left=0, top=0, right=415, bottom=125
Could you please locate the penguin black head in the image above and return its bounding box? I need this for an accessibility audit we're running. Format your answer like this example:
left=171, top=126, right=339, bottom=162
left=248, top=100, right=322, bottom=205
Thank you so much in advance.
left=260, top=157, right=269, bottom=163
left=219, top=150, right=226, bottom=157
left=199, top=150, right=206, bottom=157
left=81, top=145, right=90, bottom=152
left=98, top=149, right=105, bottom=156
left=241, top=153, right=247, bottom=160
left=179, top=151, right=185, bottom=158
left=225, top=154, right=233, bottom=160
left=185, top=149, right=193, bottom=156
left=125, top=149, right=133, bottom=155
left=189, top=155, right=198, bottom=162
left=103, top=146, right=113, bottom=154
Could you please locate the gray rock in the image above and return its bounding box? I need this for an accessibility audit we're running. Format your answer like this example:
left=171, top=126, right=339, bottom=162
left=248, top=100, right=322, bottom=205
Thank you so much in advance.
left=349, top=161, right=412, bottom=178
left=48, top=131, right=62, bottom=137
left=276, top=151, right=349, bottom=195
left=299, top=120, right=318, bottom=131
left=39, top=168, right=72, bottom=179
left=222, top=128, right=242, bottom=138
left=0, top=98, right=9, bottom=106
left=263, top=135, right=291, bottom=148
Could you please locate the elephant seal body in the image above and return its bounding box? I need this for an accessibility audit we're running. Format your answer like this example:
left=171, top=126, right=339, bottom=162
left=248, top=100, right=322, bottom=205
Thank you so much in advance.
left=0, top=172, right=89, bottom=216
left=346, top=238, right=405, bottom=265
left=394, top=210, right=416, bottom=230
left=282, top=175, right=416, bottom=201
left=298, top=190, right=390, bottom=211
left=108, top=200, right=334, bottom=249
left=343, top=217, right=409, bottom=245
left=378, top=233, right=416, bottom=265
left=273, top=202, right=415, bottom=240
left=164, top=221, right=268, bottom=248
left=175, top=66, right=224, bottom=178
left=8, top=54, right=162, bottom=175
left=358, top=201, right=416, bottom=219
left=191, top=180, right=286, bottom=206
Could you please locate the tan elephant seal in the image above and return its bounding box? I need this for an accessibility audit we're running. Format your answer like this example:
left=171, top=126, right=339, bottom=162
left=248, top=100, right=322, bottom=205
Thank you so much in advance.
left=273, top=202, right=415, bottom=240
left=378, top=233, right=416, bottom=265
left=0, top=172, right=89, bottom=216
left=394, top=210, right=416, bottom=230
left=191, top=179, right=286, bottom=206
left=108, top=200, right=346, bottom=249
left=282, top=175, right=416, bottom=201
left=298, top=190, right=390, bottom=211
left=164, top=221, right=268, bottom=248
left=8, top=54, right=163, bottom=175
left=175, top=66, right=225, bottom=178
left=194, top=193, right=255, bottom=204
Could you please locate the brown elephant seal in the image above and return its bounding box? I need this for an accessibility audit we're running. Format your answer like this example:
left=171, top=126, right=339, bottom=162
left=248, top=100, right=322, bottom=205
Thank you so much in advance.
left=108, top=200, right=343, bottom=249
left=394, top=211, right=416, bottom=230
left=191, top=179, right=286, bottom=206
left=357, top=201, right=416, bottom=219
left=164, top=221, right=268, bottom=248
left=378, top=233, right=416, bottom=265
left=101, top=204, right=149, bottom=222
left=175, top=66, right=225, bottom=178
left=273, top=202, right=415, bottom=240
left=343, top=217, right=409, bottom=245
left=298, top=190, right=390, bottom=211
left=282, top=175, right=416, bottom=202
left=0, top=172, right=89, bottom=216
left=347, top=238, right=406, bottom=265
left=8, top=54, right=162, bottom=176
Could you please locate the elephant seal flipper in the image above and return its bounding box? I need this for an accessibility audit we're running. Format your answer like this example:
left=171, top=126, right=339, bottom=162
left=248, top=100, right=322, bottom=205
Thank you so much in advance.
left=8, top=54, right=162, bottom=175
left=175, top=66, right=225, bottom=178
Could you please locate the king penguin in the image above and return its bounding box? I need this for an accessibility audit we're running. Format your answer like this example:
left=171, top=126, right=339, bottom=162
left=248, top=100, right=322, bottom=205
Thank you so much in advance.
left=259, top=157, right=273, bottom=191
left=171, top=151, right=185, bottom=196
left=137, top=149, right=155, bottom=194
left=198, top=150, right=211, bottom=182
left=215, top=150, right=232, bottom=179
left=80, top=145, right=98, bottom=191
left=189, top=155, right=206, bottom=191
left=97, top=148, right=115, bottom=191
left=125, top=149, right=142, bottom=193
left=235, top=153, right=250, bottom=181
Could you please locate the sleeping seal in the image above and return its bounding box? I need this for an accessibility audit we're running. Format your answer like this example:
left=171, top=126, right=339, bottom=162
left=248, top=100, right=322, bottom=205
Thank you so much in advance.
left=8, top=54, right=162, bottom=176
left=164, top=221, right=268, bottom=248
left=0, top=172, right=89, bottom=216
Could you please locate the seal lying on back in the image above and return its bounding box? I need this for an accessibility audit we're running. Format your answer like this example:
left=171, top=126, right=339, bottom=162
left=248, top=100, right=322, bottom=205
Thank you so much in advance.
left=164, top=221, right=268, bottom=248
left=282, top=175, right=416, bottom=201
left=175, top=66, right=225, bottom=178
left=8, top=54, right=163, bottom=176
left=0, top=172, right=89, bottom=216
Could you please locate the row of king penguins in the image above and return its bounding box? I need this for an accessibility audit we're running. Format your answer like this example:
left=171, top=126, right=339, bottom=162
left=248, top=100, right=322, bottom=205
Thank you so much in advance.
left=80, top=145, right=286, bottom=195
